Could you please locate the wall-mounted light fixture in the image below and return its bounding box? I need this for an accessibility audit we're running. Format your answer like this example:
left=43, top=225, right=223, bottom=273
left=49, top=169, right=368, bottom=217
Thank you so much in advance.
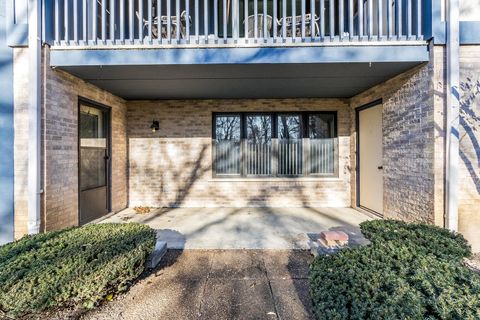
left=150, top=120, right=159, bottom=132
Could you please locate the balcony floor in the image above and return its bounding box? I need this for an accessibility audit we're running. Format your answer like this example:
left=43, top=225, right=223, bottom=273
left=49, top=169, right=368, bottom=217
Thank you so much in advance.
left=98, top=206, right=373, bottom=249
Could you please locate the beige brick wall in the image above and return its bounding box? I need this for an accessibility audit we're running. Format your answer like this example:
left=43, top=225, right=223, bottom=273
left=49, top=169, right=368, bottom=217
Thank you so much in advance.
left=127, top=99, right=352, bottom=207
left=458, top=45, right=480, bottom=252
left=349, top=55, right=438, bottom=224
left=13, top=47, right=128, bottom=236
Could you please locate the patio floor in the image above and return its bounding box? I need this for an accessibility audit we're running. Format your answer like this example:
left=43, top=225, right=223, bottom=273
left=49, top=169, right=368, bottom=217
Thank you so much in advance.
left=100, top=207, right=373, bottom=249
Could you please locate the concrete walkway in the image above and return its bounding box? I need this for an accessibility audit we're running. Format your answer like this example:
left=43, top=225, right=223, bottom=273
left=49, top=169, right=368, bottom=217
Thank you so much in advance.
left=82, top=250, right=314, bottom=320
left=101, top=207, right=372, bottom=249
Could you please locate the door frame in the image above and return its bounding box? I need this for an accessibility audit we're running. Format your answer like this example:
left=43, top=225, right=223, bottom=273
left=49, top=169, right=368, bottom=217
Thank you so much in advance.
left=355, top=98, right=383, bottom=216
left=77, top=97, right=112, bottom=225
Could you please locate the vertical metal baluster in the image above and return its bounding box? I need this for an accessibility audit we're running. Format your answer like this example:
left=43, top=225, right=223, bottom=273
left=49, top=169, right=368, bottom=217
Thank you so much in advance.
left=367, top=0, right=372, bottom=39
left=129, top=0, right=134, bottom=42
left=167, top=0, right=171, bottom=42
left=416, top=0, right=421, bottom=38
left=215, top=0, right=218, bottom=39
left=223, top=0, right=228, bottom=42
left=282, top=0, right=286, bottom=39
left=387, top=0, right=391, bottom=39
left=101, top=0, right=106, bottom=42
left=348, top=0, right=353, bottom=39
left=292, top=0, right=296, bottom=40
left=358, top=0, right=363, bottom=38
left=263, top=0, right=267, bottom=41
left=204, top=0, right=208, bottom=41
left=186, top=0, right=190, bottom=41
left=254, top=0, right=257, bottom=39
left=176, top=0, right=180, bottom=40
left=73, top=0, right=78, bottom=43
left=406, top=0, right=411, bottom=38
left=120, top=0, right=125, bottom=42
left=339, top=0, right=344, bottom=40
left=329, top=0, right=334, bottom=39
left=158, top=0, right=162, bottom=44
left=377, top=0, right=382, bottom=39
left=64, top=0, right=69, bottom=42
left=301, top=0, right=305, bottom=39
left=244, top=0, right=249, bottom=39
left=396, top=0, right=401, bottom=38
left=148, top=0, right=152, bottom=41
left=55, top=0, right=59, bottom=44
left=195, top=0, right=199, bottom=40
left=273, top=0, right=277, bottom=39
left=110, top=0, right=115, bottom=41
left=93, top=0, right=98, bottom=43
left=138, top=0, right=144, bottom=42
left=320, top=0, right=324, bottom=38
left=83, top=0, right=87, bottom=43
left=310, top=0, right=315, bottom=39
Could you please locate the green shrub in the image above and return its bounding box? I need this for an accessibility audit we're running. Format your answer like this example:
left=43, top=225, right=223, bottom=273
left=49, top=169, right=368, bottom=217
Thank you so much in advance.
left=0, top=223, right=156, bottom=318
left=309, top=220, right=480, bottom=320
left=360, top=219, right=471, bottom=261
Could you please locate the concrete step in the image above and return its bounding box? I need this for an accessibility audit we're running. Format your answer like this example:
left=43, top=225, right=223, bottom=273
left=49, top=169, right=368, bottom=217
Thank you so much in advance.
left=146, top=239, right=167, bottom=269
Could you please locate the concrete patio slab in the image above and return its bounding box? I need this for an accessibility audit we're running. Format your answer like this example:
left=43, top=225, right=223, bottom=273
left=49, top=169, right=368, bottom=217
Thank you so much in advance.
left=100, top=207, right=373, bottom=249
left=82, top=250, right=314, bottom=320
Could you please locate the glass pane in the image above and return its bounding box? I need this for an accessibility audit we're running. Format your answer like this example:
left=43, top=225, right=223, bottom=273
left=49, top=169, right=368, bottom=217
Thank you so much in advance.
left=246, top=115, right=272, bottom=175
left=309, top=114, right=336, bottom=175
left=215, top=115, right=241, bottom=175
left=277, top=114, right=303, bottom=175
left=81, top=148, right=106, bottom=189
left=80, top=105, right=107, bottom=190
left=309, top=114, right=335, bottom=139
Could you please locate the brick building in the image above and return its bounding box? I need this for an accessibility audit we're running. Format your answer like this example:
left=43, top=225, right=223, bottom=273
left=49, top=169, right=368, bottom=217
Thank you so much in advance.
left=0, top=0, right=479, bottom=251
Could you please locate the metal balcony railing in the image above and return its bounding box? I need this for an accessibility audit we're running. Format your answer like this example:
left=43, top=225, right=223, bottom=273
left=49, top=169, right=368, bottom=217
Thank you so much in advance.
left=51, top=0, right=424, bottom=47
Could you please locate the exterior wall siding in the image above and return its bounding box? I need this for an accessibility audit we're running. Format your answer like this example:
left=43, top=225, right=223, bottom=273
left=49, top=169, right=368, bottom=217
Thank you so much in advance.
left=458, top=45, right=480, bottom=252
left=12, top=47, right=128, bottom=235
left=127, top=99, right=351, bottom=208
left=42, top=47, right=128, bottom=231
left=349, top=56, right=439, bottom=224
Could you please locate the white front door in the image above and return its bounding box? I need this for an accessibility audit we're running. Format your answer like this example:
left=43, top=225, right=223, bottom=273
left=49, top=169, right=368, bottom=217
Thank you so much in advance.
left=358, top=103, right=383, bottom=215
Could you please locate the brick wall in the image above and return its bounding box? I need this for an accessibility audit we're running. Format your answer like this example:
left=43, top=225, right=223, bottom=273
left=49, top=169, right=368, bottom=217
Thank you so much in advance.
left=349, top=55, right=438, bottom=224
left=458, top=45, right=480, bottom=252
left=13, top=47, right=128, bottom=236
left=127, top=99, right=352, bottom=207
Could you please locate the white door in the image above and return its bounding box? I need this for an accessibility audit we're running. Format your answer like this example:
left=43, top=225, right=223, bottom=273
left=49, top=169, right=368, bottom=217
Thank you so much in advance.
left=358, top=103, right=383, bottom=214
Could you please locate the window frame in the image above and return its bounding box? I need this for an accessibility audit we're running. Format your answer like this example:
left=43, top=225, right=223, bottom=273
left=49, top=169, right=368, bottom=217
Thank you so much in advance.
left=212, top=111, right=338, bottom=178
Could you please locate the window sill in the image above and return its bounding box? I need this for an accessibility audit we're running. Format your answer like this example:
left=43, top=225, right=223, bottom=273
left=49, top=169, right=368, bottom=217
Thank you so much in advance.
left=208, top=177, right=343, bottom=182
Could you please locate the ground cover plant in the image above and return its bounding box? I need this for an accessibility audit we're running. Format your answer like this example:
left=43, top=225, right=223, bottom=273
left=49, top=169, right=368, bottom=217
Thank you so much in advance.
left=0, top=223, right=156, bottom=318
left=309, top=220, right=480, bottom=320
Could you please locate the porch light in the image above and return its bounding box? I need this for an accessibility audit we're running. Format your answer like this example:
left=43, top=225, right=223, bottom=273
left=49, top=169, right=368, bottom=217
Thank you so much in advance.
left=150, top=120, right=159, bottom=132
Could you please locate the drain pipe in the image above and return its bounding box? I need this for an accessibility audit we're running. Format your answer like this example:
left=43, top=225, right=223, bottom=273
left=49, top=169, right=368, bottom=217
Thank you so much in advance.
left=445, top=0, right=460, bottom=231
left=27, top=0, right=42, bottom=234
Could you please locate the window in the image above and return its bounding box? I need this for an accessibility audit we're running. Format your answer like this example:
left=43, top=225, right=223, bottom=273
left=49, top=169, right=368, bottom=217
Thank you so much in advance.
left=213, top=112, right=338, bottom=177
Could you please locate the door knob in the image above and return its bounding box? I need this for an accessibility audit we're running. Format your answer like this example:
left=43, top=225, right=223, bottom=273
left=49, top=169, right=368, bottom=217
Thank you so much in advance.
left=377, top=166, right=383, bottom=170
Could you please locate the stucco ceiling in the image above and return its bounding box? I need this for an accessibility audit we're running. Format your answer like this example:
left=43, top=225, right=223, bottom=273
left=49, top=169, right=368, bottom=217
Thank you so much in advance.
left=60, top=62, right=422, bottom=100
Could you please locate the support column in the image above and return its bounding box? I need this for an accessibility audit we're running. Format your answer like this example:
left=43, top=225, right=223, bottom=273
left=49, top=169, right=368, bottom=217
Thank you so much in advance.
left=0, top=0, right=15, bottom=244
left=445, top=0, right=459, bottom=231
left=27, top=0, right=42, bottom=234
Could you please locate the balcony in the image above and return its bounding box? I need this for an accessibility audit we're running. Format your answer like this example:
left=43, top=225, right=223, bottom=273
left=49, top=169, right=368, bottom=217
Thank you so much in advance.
left=50, top=0, right=425, bottom=48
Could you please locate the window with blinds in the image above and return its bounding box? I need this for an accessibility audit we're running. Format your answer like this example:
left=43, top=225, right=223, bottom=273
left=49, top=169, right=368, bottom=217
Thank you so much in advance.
left=213, top=112, right=337, bottom=177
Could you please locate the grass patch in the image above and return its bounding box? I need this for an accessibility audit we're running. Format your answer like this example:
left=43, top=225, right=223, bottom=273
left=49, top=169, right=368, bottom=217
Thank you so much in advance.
left=0, top=223, right=156, bottom=318
left=309, top=220, right=480, bottom=320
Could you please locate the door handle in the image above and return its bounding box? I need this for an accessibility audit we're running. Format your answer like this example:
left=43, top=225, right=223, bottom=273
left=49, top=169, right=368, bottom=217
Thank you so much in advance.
left=377, top=166, right=383, bottom=170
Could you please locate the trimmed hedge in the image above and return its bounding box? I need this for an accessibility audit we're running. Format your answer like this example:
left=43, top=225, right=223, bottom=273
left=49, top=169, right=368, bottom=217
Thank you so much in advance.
left=0, top=223, right=156, bottom=318
left=310, top=220, right=480, bottom=320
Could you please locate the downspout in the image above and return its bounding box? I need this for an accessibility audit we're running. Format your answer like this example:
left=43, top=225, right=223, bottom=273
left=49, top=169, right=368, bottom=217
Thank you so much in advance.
left=27, top=0, right=42, bottom=234
left=445, top=0, right=459, bottom=231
